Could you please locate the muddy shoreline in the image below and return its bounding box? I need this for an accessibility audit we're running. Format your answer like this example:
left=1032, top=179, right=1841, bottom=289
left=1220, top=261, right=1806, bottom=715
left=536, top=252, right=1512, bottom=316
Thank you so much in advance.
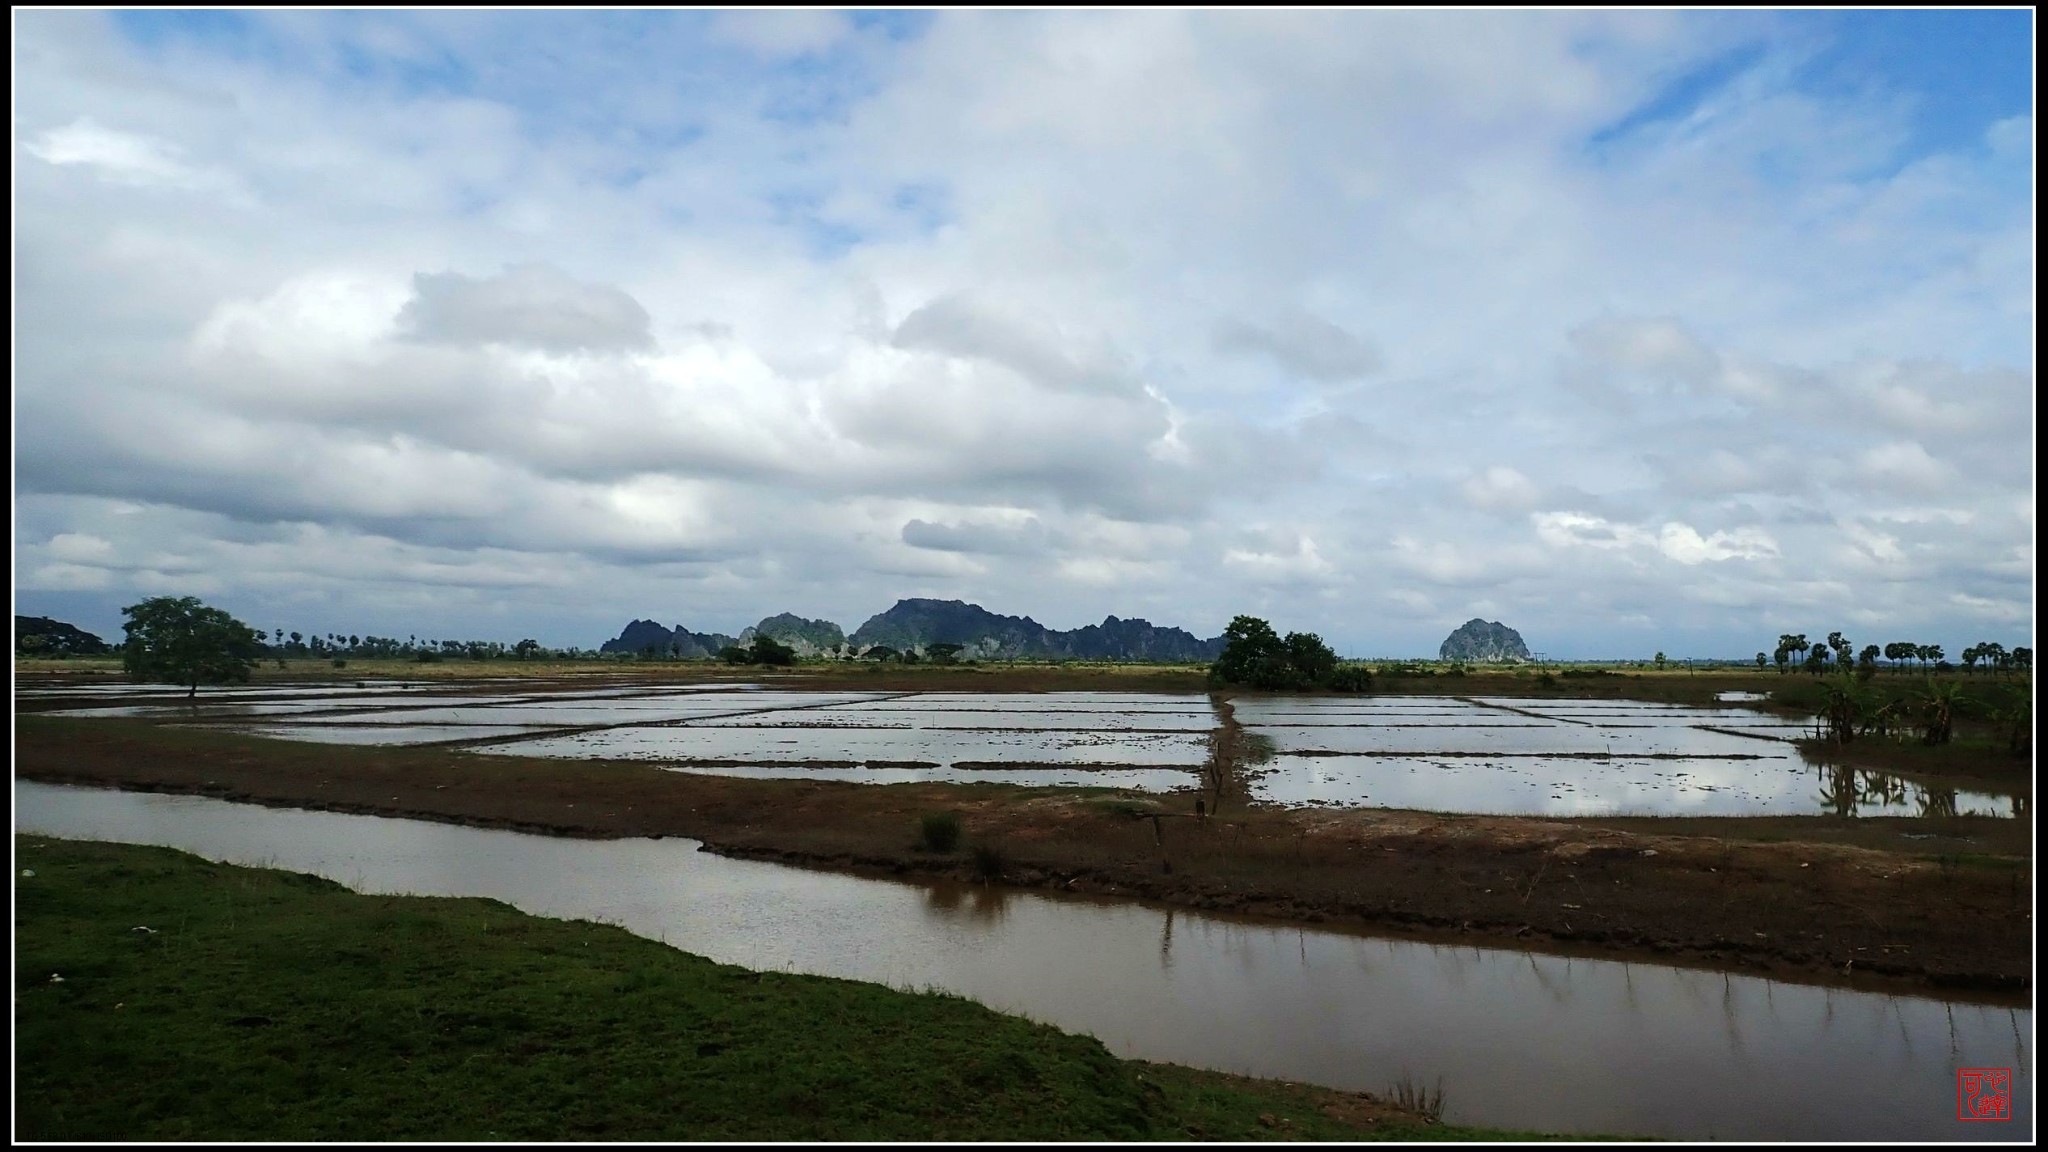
left=14, top=714, right=2030, bottom=1000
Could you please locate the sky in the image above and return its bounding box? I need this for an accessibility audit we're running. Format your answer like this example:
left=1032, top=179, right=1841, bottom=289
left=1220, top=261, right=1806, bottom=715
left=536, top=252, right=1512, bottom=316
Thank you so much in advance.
left=12, top=9, right=2036, bottom=658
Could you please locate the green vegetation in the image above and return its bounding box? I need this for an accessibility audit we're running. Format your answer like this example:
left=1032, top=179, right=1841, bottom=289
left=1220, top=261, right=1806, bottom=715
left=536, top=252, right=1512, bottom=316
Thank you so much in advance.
left=716, top=635, right=798, bottom=666
left=919, top=811, right=964, bottom=853
left=16, top=838, right=1502, bottom=1141
left=15, top=614, right=112, bottom=657
left=1209, top=616, right=1370, bottom=692
left=119, top=596, right=264, bottom=698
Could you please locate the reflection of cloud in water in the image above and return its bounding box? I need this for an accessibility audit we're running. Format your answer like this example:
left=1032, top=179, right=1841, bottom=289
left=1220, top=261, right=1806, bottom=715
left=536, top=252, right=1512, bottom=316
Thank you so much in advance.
left=137, top=687, right=2020, bottom=819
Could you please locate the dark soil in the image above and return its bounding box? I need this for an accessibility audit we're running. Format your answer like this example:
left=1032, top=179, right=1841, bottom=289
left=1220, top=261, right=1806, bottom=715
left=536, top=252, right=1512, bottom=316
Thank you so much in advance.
left=14, top=713, right=2030, bottom=999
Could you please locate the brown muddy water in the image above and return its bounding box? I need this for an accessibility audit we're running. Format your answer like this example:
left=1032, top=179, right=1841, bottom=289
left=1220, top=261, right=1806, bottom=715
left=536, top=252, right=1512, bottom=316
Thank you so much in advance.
left=14, top=781, right=2031, bottom=1140
left=42, top=683, right=2021, bottom=819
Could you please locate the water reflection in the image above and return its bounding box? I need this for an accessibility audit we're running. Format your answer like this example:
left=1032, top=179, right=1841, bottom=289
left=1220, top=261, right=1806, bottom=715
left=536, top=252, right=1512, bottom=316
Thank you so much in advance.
left=1812, top=763, right=2014, bottom=819
left=922, top=881, right=1014, bottom=925
left=13, top=782, right=2031, bottom=1141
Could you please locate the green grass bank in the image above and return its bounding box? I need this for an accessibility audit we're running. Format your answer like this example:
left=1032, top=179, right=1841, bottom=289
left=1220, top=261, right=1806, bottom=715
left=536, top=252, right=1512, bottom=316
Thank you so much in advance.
left=14, top=836, right=1536, bottom=1141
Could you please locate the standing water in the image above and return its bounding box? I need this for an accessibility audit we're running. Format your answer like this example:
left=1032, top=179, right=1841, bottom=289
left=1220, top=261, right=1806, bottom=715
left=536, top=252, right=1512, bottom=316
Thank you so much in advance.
left=14, top=782, right=2030, bottom=1141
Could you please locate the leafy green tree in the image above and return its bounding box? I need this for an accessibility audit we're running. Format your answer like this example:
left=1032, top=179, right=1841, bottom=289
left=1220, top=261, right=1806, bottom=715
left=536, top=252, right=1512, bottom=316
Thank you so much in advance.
left=120, top=596, right=263, bottom=698
left=1654, top=651, right=1666, bottom=669
left=717, top=644, right=752, bottom=665
left=749, top=635, right=797, bottom=666
left=1283, top=631, right=1338, bottom=685
left=1210, top=616, right=1345, bottom=691
left=926, top=642, right=965, bottom=665
left=1210, top=615, right=1289, bottom=687
left=862, top=645, right=899, bottom=662
left=1856, top=644, right=1880, bottom=681
left=514, top=639, right=541, bottom=660
left=1755, top=652, right=1768, bottom=669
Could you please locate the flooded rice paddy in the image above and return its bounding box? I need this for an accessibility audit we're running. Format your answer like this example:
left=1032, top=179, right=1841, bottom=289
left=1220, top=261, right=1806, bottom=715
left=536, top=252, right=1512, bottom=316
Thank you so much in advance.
left=34, top=680, right=2020, bottom=819
left=14, top=781, right=2031, bottom=1141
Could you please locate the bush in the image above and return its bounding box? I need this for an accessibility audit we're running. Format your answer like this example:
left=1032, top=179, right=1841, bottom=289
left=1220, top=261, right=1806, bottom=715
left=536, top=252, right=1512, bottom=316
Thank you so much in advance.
left=1325, top=664, right=1374, bottom=692
left=331, top=658, right=347, bottom=669
left=969, top=843, right=1006, bottom=880
left=919, top=812, right=963, bottom=853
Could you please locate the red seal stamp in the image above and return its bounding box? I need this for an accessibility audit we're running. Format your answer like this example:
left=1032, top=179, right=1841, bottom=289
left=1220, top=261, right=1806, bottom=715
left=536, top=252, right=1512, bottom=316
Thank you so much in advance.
left=1957, top=1067, right=2012, bottom=1121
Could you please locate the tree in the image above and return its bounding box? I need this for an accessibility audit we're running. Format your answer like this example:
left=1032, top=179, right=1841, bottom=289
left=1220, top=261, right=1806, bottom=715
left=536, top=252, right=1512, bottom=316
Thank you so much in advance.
left=1755, top=652, right=1768, bottom=669
left=120, top=596, right=263, bottom=698
left=862, top=645, right=900, bottom=662
left=1654, top=651, right=1666, bottom=669
left=748, top=635, right=796, bottom=666
left=1805, top=642, right=1829, bottom=675
left=1210, top=616, right=1343, bottom=691
left=1856, top=644, right=1879, bottom=681
left=514, top=639, right=541, bottom=661
left=1773, top=633, right=1807, bottom=675
left=1826, top=631, right=1852, bottom=669
left=926, top=642, right=965, bottom=665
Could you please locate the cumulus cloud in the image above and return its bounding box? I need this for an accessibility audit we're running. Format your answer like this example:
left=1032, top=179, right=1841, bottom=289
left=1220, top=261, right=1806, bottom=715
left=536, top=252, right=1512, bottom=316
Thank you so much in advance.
left=901, top=515, right=1048, bottom=555
left=10, top=10, right=2031, bottom=655
left=397, top=264, right=655, bottom=354
left=1213, top=310, right=1382, bottom=382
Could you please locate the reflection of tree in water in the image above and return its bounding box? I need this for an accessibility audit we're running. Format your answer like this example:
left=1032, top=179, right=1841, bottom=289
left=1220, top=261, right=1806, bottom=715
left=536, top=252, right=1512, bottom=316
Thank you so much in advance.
left=1813, top=763, right=1970, bottom=818
left=922, top=881, right=1013, bottom=925
left=1915, top=786, right=1957, bottom=820
left=1817, top=763, right=1861, bottom=817
left=1860, top=771, right=1907, bottom=810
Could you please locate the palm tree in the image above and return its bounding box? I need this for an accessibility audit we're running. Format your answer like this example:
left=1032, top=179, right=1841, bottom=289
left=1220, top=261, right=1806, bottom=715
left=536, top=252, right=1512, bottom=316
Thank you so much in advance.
left=1827, top=631, right=1852, bottom=668
left=1806, top=641, right=1830, bottom=675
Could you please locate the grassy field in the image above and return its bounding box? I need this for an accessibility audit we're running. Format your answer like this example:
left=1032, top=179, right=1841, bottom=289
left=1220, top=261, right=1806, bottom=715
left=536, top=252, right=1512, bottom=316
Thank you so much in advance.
left=15, top=836, right=1530, bottom=1142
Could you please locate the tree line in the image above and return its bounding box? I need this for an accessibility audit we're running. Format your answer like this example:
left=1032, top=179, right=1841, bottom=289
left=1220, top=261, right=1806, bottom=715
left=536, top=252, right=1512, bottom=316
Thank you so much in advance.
left=1759, top=632, right=2030, bottom=677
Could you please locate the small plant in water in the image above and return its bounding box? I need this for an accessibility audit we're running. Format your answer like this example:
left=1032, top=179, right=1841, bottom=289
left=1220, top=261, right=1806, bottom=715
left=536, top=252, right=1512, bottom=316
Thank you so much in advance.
left=918, top=811, right=963, bottom=853
left=1388, top=1071, right=1446, bottom=1123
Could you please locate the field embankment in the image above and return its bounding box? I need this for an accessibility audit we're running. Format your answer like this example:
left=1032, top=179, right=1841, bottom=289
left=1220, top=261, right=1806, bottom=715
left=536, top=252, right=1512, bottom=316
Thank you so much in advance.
left=15, top=836, right=1502, bottom=1141
left=14, top=714, right=2030, bottom=995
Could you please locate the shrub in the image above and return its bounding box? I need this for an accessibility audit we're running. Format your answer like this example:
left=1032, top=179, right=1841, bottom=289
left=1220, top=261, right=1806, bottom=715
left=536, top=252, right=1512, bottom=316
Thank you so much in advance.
left=1324, top=664, right=1374, bottom=692
left=330, top=658, right=347, bottom=669
left=918, top=811, right=963, bottom=853
left=969, top=843, right=1006, bottom=880
left=1388, top=1072, right=1446, bottom=1123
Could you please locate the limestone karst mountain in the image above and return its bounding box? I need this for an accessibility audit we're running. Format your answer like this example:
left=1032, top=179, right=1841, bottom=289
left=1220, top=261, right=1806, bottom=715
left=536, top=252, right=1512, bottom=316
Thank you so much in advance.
left=601, top=599, right=1224, bottom=662
left=1438, top=618, right=1531, bottom=662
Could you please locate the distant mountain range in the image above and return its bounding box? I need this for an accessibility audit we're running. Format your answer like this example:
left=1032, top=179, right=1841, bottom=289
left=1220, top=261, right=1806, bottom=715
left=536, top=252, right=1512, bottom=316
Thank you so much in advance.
left=600, top=598, right=1224, bottom=662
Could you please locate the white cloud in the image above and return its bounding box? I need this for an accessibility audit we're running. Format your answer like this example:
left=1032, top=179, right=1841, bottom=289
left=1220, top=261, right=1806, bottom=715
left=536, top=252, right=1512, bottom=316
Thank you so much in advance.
left=1459, top=466, right=1539, bottom=512
left=1655, top=522, right=1778, bottom=565
left=9, top=11, right=2031, bottom=656
left=1222, top=535, right=1335, bottom=584
left=1858, top=440, right=1954, bottom=491
left=26, top=117, right=222, bottom=191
